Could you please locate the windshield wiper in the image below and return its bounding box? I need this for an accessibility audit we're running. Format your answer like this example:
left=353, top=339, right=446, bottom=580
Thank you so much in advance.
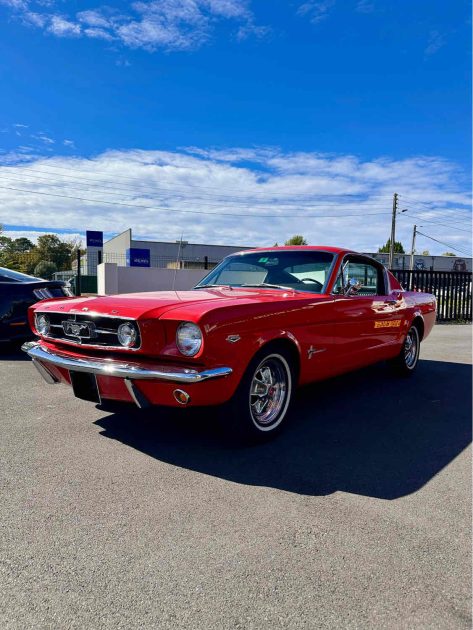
left=241, top=283, right=296, bottom=291
left=193, top=284, right=232, bottom=290
left=195, top=283, right=297, bottom=292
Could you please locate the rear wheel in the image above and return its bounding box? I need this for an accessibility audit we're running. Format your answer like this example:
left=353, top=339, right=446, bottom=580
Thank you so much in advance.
left=222, top=348, right=295, bottom=443
left=390, top=324, right=420, bottom=375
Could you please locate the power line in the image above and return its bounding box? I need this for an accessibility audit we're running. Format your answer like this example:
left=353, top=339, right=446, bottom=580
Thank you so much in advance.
left=399, top=194, right=472, bottom=215
left=404, top=208, right=472, bottom=225
left=415, top=231, right=472, bottom=256
left=403, top=211, right=470, bottom=226
left=5, top=160, right=392, bottom=201
left=0, top=183, right=394, bottom=219
left=0, top=171, right=393, bottom=212
left=3, top=173, right=469, bottom=233
left=400, top=212, right=472, bottom=233
left=2, top=164, right=392, bottom=207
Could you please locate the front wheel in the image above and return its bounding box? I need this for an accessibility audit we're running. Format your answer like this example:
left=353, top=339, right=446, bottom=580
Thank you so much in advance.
left=222, top=349, right=295, bottom=443
left=390, top=324, right=420, bottom=376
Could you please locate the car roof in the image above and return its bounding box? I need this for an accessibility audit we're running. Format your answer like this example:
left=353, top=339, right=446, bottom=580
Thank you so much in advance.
left=0, top=267, right=42, bottom=282
left=232, top=245, right=355, bottom=256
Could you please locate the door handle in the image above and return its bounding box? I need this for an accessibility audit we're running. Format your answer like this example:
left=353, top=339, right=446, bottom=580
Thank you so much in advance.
left=385, top=292, right=402, bottom=305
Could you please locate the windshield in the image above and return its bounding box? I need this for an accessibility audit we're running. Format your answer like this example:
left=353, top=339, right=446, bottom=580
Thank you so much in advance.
left=195, top=250, right=335, bottom=294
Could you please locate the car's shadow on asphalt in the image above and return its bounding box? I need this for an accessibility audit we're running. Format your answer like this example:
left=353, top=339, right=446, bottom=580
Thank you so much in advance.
left=0, top=342, right=31, bottom=361
left=95, top=358, right=472, bottom=499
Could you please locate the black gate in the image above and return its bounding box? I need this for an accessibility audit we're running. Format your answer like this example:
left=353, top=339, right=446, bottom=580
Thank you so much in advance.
left=391, top=270, right=472, bottom=323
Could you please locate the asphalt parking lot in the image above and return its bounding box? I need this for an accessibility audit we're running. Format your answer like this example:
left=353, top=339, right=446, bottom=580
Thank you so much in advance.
left=1, top=325, right=471, bottom=629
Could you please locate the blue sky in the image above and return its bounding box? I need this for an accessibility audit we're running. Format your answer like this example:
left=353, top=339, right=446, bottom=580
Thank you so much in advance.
left=0, top=0, right=471, bottom=255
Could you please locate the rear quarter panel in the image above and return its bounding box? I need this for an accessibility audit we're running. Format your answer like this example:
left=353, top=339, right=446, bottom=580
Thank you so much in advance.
left=402, top=290, right=437, bottom=340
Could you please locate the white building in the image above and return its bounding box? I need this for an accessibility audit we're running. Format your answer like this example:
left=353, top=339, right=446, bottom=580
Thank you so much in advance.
left=103, top=229, right=252, bottom=269
left=366, top=252, right=472, bottom=272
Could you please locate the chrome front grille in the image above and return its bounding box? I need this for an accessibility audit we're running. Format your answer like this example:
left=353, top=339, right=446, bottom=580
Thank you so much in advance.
left=42, top=312, right=141, bottom=349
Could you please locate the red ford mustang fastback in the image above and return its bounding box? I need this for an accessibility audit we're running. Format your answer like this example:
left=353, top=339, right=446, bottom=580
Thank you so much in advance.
left=23, top=246, right=436, bottom=441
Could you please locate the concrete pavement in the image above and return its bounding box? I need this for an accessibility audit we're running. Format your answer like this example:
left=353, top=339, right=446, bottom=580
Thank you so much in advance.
left=1, top=325, right=471, bottom=629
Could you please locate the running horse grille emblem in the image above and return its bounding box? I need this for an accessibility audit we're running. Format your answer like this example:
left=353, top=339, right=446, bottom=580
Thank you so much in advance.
left=62, top=320, right=96, bottom=339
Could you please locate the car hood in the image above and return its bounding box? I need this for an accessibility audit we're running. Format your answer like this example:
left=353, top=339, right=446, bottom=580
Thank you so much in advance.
left=33, top=287, right=329, bottom=320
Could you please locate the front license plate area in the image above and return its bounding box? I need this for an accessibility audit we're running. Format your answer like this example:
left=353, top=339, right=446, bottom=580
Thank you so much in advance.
left=69, top=371, right=101, bottom=403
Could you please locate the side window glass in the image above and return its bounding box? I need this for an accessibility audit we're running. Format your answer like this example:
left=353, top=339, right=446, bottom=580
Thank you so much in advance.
left=333, top=270, right=345, bottom=294
left=346, top=262, right=380, bottom=295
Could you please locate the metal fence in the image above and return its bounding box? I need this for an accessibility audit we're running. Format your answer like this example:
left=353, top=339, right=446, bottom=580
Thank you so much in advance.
left=392, top=270, right=472, bottom=322
left=79, top=251, right=219, bottom=275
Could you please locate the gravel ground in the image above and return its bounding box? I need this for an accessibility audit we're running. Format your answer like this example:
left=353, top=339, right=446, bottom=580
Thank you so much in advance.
left=1, top=325, right=471, bottom=629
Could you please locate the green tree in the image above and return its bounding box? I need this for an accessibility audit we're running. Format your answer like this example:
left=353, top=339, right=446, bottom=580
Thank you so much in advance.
left=0, top=235, right=40, bottom=273
left=36, top=234, right=75, bottom=271
left=378, top=239, right=405, bottom=254
left=0, top=235, right=12, bottom=252
left=0, top=232, right=80, bottom=274
left=34, top=260, right=58, bottom=280
left=421, top=250, right=430, bottom=256
left=11, top=237, right=35, bottom=252
left=0, top=235, right=34, bottom=253
left=442, top=252, right=456, bottom=256
left=285, top=235, right=308, bottom=246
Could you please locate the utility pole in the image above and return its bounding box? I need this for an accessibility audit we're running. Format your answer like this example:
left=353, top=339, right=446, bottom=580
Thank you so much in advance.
left=172, top=235, right=183, bottom=291
left=76, top=248, right=81, bottom=296
left=409, top=224, right=417, bottom=271
left=388, top=192, right=398, bottom=269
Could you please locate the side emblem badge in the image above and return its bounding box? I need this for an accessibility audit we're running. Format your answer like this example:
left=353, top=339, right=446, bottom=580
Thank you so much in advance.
left=308, top=345, right=325, bottom=359
left=226, top=335, right=241, bottom=343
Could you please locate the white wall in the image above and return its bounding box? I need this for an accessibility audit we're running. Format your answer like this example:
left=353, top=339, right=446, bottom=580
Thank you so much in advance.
left=104, top=228, right=132, bottom=255
left=97, top=263, right=208, bottom=295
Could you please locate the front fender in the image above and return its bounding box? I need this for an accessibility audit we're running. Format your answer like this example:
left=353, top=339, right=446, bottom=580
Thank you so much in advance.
left=205, top=327, right=302, bottom=392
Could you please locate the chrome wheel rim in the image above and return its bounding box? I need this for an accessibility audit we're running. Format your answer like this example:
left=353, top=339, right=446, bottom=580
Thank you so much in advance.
left=404, top=328, right=419, bottom=369
left=249, top=356, right=289, bottom=428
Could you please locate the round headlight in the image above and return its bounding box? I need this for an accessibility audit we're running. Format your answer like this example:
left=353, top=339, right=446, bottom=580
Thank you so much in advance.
left=176, top=322, right=202, bottom=357
left=117, top=321, right=138, bottom=348
left=35, top=313, right=50, bottom=335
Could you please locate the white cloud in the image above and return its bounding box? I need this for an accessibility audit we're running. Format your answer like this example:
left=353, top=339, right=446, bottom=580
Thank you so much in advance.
left=63, top=139, right=76, bottom=148
left=297, top=0, right=335, bottom=24
left=83, top=26, right=114, bottom=41
left=0, top=147, right=470, bottom=255
left=48, top=15, right=81, bottom=37
left=1, top=0, right=264, bottom=51
left=206, top=0, right=250, bottom=19
left=77, top=9, right=112, bottom=29
left=23, top=10, right=46, bottom=27
left=31, top=133, right=55, bottom=145
left=424, top=30, right=445, bottom=57
left=355, top=0, right=374, bottom=13
left=0, top=0, right=28, bottom=8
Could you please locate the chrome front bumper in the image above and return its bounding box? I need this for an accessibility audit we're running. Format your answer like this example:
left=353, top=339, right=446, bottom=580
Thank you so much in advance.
left=21, top=341, right=232, bottom=384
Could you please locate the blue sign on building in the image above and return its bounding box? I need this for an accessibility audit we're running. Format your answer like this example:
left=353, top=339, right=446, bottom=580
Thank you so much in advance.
left=126, top=248, right=151, bottom=267
left=86, top=230, right=103, bottom=248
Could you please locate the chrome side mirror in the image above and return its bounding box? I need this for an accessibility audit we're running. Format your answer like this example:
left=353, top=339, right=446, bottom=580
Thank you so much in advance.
left=344, top=277, right=361, bottom=296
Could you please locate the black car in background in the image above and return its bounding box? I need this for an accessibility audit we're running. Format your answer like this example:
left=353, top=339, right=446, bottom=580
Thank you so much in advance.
left=0, top=267, right=72, bottom=343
